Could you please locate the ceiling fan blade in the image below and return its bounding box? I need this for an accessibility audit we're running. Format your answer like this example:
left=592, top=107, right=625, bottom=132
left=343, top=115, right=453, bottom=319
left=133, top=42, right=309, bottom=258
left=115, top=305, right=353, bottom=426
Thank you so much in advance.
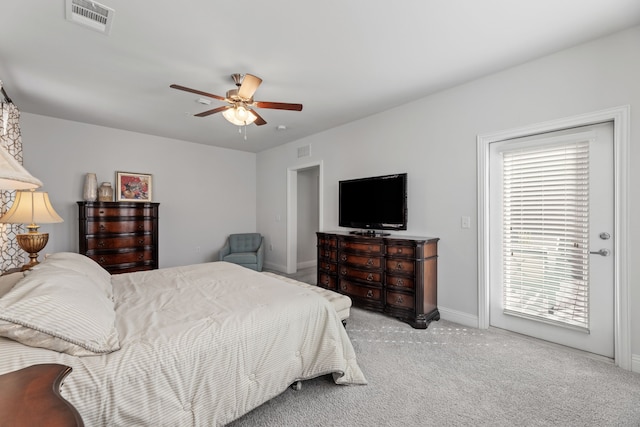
left=237, top=74, right=262, bottom=99
left=194, top=105, right=229, bottom=117
left=170, top=84, right=225, bottom=101
left=254, top=101, right=303, bottom=111
left=250, top=109, right=267, bottom=126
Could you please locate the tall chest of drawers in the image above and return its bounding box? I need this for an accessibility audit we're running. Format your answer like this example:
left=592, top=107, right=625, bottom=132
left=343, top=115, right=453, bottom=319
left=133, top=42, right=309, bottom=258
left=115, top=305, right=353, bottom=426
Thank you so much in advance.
left=317, top=231, right=439, bottom=329
left=77, top=201, right=159, bottom=274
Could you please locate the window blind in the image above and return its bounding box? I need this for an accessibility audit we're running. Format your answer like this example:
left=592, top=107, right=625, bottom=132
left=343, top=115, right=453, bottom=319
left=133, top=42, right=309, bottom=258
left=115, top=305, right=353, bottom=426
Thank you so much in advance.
left=502, top=141, right=590, bottom=331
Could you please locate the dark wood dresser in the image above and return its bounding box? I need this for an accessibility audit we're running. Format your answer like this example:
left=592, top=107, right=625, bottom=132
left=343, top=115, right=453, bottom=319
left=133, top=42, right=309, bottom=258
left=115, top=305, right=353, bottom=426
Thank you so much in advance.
left=317, top=231, right=439, bottom=329
left=77, top=201, right=159, bottom=274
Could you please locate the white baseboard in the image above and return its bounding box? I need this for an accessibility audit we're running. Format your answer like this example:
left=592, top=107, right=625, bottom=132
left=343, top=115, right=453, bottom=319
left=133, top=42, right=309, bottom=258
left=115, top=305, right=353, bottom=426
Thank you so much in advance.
left=297, top=260, right=316, bottom=269
left=263, top=261, right=287, bottom=273
left=438, top=306, right=479, bottom=328
left=632, top=354, right=640, bottom=373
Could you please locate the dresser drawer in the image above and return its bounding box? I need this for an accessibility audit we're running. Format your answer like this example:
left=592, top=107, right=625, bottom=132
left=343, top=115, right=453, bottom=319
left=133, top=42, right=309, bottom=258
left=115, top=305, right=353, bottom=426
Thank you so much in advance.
left=386, top=290, right=415, bottom=310
left=317, top=273, right=337, bottom=290
left=339, top=240, right=383, bottom=254
left=85, top=206, right=155, bottom=218
left=386, top=244, right=416, bottom=258
left=338, top=279, right=382, bottom=303
left=89, top=250, right=154, bottom=266
left=87, top=220, right=154, bottom=234
left=318, top=261, right=337, bottom=274
left=339, top=253, right=382, bottom=268
left=339, top=265, right=382, bottom=284
left=86, top=235, right=153, bottom=250
left=386, top=274, right=415, bottom=290
left=318, top=248, right=337, bottom=261
left=318, top=235, right=337, bottom=248
left=386, top=258, right=416, bottom=275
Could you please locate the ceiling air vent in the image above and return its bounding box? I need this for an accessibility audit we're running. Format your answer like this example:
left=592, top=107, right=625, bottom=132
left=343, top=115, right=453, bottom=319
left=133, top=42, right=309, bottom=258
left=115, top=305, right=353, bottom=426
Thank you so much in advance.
left=297, top=145, right=311, bottom=158
left=65, top=0, right=114, bottom=35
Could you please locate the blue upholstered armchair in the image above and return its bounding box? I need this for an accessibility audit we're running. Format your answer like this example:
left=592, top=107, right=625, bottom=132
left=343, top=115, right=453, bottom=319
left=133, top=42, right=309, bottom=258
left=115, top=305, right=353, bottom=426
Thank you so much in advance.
left=219, top=233, right=265, bottom=271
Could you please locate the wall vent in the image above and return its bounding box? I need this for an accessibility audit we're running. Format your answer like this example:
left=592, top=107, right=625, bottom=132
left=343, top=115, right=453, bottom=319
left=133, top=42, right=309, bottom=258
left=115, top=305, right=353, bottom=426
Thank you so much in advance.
left=297, top=145, right=311, bottom=158
left=65, top=0, right=114, bottom=35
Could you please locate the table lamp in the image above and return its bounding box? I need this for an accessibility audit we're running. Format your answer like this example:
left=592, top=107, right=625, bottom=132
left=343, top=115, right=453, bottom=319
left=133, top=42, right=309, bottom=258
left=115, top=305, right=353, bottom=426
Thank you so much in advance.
left=0, top=189, right=63, bottom=270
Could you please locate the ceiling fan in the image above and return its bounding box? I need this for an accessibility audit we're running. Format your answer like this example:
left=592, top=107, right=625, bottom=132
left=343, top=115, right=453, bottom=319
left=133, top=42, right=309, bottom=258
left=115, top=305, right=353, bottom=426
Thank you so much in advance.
left=170, top=73, right=303, bottom=127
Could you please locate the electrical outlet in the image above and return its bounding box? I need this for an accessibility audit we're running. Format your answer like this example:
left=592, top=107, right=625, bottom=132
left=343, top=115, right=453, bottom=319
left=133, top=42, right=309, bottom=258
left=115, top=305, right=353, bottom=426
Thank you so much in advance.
left=461, top=216, right=471, bottom=229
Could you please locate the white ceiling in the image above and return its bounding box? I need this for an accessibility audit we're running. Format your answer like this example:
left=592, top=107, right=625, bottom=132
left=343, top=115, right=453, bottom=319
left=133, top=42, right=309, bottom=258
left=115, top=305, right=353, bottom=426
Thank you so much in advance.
left=1, top=1, right=639, bottom=153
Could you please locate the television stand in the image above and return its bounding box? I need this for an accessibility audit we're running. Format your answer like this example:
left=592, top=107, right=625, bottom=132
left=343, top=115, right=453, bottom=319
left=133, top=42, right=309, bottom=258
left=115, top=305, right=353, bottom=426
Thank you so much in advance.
left=317, top=231, right=440, bottom=329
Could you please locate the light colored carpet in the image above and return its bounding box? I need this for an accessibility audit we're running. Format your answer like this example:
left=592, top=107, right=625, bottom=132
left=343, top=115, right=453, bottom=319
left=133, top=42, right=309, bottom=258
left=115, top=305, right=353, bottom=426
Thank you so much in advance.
left=228, top=307, right=640, bottom=426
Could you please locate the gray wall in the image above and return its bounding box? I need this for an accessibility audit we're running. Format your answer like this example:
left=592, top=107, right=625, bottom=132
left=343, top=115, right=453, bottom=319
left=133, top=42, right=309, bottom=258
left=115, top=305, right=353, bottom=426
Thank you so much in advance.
left=20, top=113, right=257, bottom=269
left=256, top=26, right=640, bottom=366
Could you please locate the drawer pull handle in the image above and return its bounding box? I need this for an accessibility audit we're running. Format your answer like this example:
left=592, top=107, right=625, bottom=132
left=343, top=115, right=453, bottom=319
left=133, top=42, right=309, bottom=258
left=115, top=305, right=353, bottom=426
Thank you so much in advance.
left=99, top=210, right=105, bottom=215
left=366, top=273, right=373, bottom=282
left=98, top=257, right=106, bottom=264
left=366, top=258, right=373, bottom=266
left=398, top=248, right=403, bottom=254
left=138, top=224, right=144, bottom=230
left=138, top=239, right=145, bottom=244
left=138, top=254, right=144, bottom=260
left=396, top=262, right=403, bottom=270
left=341, top=254, right=347, bottom=262
left=99, top=224, right=106, bottom=231
left=340, top=269, right=347, bottom=276
left=396, top=296, right=404, bottom=304
left=341, top=284, right=347, bottom=291
left=397, top=278, right=404, bottom=286
left=366, top=290, right=373, bottom=298
left=325, top=251, right=330, bottom=257
left=323, top=277, right=330, bottom=285
left=97, top=240, right=105, bottom=248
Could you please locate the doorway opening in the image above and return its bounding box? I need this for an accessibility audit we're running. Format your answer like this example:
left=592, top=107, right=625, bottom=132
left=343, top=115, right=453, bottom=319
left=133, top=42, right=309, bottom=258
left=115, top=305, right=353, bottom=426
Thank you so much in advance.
left=286, top=161, right=323, bottom=275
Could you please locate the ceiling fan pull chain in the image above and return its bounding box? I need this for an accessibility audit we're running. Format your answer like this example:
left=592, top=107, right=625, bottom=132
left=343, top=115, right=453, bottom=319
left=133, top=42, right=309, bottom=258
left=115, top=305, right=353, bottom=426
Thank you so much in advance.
left=243, top=124, right=248, bottom=141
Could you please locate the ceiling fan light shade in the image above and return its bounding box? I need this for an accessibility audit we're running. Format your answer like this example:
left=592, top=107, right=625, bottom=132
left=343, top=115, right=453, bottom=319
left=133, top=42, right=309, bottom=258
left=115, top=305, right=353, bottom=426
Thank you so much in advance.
left=222, top=106, right=257, bottom=126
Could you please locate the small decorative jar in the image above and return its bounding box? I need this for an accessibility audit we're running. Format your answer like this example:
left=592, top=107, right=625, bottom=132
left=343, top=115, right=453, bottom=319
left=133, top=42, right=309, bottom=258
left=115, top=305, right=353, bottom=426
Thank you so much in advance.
left=83, top=173, right=98, bottom=201
left=98, top=182, right=114, bottom=202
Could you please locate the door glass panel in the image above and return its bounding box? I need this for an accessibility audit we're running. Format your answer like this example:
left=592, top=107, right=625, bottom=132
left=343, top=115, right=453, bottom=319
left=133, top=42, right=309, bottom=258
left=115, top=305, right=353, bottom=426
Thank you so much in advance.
left=502, top=142, right=589, bottom=331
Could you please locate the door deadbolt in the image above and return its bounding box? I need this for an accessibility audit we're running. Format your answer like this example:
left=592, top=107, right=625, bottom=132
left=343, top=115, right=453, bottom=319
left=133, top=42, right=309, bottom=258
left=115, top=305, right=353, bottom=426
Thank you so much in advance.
left=599, top=232, right=611, bottom=240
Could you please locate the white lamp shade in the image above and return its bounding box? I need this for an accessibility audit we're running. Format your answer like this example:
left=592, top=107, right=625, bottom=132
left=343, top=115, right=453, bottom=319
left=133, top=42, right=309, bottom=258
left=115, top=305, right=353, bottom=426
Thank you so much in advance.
left=0, top=190, right=63, bottom=225
left=0, top=146, right=42, bottom=190
left=222, top=106, right=258, bottom=126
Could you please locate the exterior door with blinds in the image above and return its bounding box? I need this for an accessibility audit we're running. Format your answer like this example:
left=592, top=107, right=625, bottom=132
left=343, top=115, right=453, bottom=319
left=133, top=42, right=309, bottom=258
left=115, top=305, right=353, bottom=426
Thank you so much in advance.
left=489, top=122, right=614, bottom=358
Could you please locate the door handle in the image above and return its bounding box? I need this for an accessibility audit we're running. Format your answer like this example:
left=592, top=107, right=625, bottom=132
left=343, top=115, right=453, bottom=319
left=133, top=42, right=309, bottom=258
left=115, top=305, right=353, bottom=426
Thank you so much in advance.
left=589, top=249, right=610, bottom=256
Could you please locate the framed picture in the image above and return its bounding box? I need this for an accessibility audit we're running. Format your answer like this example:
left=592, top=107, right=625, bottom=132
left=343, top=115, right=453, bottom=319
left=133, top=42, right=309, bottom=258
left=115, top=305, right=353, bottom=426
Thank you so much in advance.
left=116, top=172, right=152, bottom=202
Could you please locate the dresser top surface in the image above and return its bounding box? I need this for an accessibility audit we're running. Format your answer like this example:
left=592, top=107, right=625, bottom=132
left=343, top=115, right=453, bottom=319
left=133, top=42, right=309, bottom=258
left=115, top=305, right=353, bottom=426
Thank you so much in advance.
left=318, top=231, right=439, bottom=243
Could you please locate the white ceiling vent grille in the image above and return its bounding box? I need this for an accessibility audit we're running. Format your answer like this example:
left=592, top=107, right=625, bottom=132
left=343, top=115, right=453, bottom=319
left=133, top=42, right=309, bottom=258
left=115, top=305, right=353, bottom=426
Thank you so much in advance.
left=65, top=0, right=114, bottom=35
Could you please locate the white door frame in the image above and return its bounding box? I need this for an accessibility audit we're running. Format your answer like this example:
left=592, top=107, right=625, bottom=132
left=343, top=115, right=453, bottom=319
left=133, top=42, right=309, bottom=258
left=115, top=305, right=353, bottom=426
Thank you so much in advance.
left=477, top=106, right=630, bottom=370
left=286, top=161, right=323, bottom=274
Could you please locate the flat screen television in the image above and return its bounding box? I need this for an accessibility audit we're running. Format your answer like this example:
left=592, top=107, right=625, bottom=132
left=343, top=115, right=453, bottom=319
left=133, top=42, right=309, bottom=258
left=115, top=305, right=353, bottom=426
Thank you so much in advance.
left=339, top=173, right=407, bottom=232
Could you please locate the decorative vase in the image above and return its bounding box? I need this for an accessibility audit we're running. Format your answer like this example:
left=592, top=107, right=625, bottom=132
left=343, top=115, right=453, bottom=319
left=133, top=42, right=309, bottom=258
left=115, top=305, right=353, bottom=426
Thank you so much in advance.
left=98, top=182, right=114, bottom=202
left=83, top=173, right=98, bottom=201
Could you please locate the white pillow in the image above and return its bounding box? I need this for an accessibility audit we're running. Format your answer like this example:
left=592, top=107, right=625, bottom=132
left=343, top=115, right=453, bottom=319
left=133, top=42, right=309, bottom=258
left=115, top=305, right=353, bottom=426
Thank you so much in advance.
left=0, top=265, right=120, bottom=356
left=38, top=252, right=112, bottom=299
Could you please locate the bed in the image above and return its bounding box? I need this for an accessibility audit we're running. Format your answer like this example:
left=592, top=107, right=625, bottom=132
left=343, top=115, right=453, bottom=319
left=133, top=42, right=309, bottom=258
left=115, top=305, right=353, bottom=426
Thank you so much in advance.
left=0, top=253, right=367, bottom=426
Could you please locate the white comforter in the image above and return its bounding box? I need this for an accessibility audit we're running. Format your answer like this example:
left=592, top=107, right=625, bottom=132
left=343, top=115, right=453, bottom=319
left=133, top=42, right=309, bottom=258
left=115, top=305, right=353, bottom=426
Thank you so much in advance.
left=0, top=262, right=366, bottom=426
